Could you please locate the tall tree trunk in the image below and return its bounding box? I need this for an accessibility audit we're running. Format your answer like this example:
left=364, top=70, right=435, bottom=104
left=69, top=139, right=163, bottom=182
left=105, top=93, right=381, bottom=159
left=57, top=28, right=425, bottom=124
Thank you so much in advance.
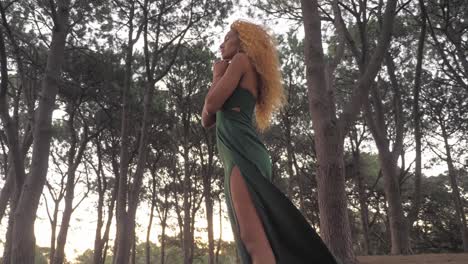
left=124, top=80, right=156, bottom=262
left=0, top=22, right=26, bottom=256
left=92, top=138, right=106, bottom=264
left=160, top=213, right=167, bottom=264
left=372, top=143, right=409, bottom=254
left=407, top=0, right=427, bottom=233
left=292, top=154, right=307, bottom=215
left=9, top=1, right=71, bottom=262
left=115, top=3, right=161, bottom=262
left=300, top=0, right=397, bottom=261
left=364, top=51, right=410, bottom=254
left=49, top=198, right=61, bottom=264
left=146, top=171, right=157, bottom=264
left=301, top=4, right=352, bottom=260
left=215, top=198, right=222, bottom=264
left=131, top=233, right=137, bottom=264
left=181, top=110, right=193, bottom=264
left=156, top=186, right=170, bottom=264
left=96, top=145, right=118, bottom=264
left=93, top=190, right=105, bottom=264
left=200, top=129, right=216, bottom=264
left=303, top=0, right=343, bottom=258
left=113, top=1, right=136, bottom=262
left=441, top=123, right=468, bottom=251
left=0, top=27, right=27, bottom=225
left=204, top=177, right=215, bottom=264
left=283, top=115, right=296, bottom=199
left=351, top=145, right=370, bottom=255
left=53, top=110, right=88, bottom=264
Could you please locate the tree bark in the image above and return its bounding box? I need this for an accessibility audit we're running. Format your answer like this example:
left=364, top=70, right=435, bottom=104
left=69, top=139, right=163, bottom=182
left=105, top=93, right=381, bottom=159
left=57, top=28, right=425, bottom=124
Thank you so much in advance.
left=0, top=163, right=13, bottom=222
left=145, top=171, right=157, bottom=264
left=350, top=135, right=370, bottom=255
left=183, top=143, right=193, bottom=264
left=158, top=187, right=170, bottom=264
left=92, top=138, right=106, bottom=264
left=215, top=198, right=222, bottom=264
left=0, top=19, right=26, bottom=233
left=300, top=0, right=397, bottom=261
left=441, top=123, right=468, bottom=251
left=199, top=128, right=216, bottom=264
left=53, top=110, right=88, bottom=264
left=407, top=0, right=427, bottom=234
left=363, top=52, right=410, bottom=254
left=113, top=1, right=136, bottom=262
left=9, top=1, right=71, bottom=262
left=0, top=13, right=27, bottom=203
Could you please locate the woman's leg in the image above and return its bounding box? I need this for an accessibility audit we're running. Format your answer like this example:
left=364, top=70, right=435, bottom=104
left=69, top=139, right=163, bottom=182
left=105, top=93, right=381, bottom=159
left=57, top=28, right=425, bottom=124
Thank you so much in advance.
left=230, top=166, right=275, bottom=264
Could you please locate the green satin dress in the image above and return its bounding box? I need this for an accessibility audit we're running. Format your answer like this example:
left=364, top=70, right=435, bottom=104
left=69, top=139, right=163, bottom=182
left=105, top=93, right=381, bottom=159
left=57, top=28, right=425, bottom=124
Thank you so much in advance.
left=216, top=87, right=339, bottom=264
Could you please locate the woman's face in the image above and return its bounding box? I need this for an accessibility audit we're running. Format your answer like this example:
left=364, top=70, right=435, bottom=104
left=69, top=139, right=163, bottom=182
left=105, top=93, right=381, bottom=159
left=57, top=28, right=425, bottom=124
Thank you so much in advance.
left=219, top=30, right=241, bottom=60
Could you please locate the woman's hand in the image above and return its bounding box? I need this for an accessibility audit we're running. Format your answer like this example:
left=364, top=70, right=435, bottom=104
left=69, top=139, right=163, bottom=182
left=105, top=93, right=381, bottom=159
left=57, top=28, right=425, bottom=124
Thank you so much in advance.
left=213, top=60, right=230, bottom=80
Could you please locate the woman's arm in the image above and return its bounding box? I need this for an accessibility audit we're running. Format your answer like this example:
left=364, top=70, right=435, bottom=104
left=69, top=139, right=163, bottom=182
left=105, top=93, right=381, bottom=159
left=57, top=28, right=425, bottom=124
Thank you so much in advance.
left=202, top=53, right=248, bottom=129
left=204, top=53, right=248, bottom=113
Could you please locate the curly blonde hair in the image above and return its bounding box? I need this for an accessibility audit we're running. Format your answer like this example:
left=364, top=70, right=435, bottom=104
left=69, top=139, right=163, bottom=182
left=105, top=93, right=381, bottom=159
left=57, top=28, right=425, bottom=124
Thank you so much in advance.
left=231, top=20, right=285, bottom=132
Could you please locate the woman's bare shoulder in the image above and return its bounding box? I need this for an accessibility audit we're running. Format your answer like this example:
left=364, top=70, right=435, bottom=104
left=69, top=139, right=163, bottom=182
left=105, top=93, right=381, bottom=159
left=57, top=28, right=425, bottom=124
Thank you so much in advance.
left=231, top=52, right=253, bottom=71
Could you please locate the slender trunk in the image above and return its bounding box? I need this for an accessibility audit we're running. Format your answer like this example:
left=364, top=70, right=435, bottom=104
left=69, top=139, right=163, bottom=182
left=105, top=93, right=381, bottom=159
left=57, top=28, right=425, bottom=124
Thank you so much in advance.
left=160, top=222, right=167, bottom=264
left=441, top=125, right=468, bottom=251
left=376, top=147, right=410, bottom=254
left=159, top=189, right=169, bottom=264
left=364, top=89, right=410, bottom=254
left=113, top=1, right=136, bottom=262
left=92, top=138, right=105, bottom=264
left=352, top=149, right=370, bottom=255
left=93, top=174, right=105, bottom=264
left=292, top=154, right=306, bottom=215
left=116, top=7, right=156, bottom=262
left=284, top=116, right=296, bottom=198
left=215, top=198, right=222, bottom=264
left=364, top=68, right=410, bottom=254
left=145, top=204, right=155, bottom=264
left=146, top=172, right=157, bottom=264
left=52, top=171, right=77, bottom=264
left=49, top=200, right=60, bottom=263
left=182, top=121, right=193, bottom=264
left=53, top=111, right=88, bottom=264
left=93, top=193, right=104, bottom=264
left=125, top=81, right=156, bottom=260
left=201, top=134, right=215, bottom=264
left=0, top=164, right=13, bottom=222
left=407, top=0, right=426, bottom=233
left=10, top=1, right=70, bottom=261
left=0, top=28, right=26, bottom=223
left=204, top=181, right=215, bottom=264
left=131, top=233, right=136, bottom=264
left=0, top=22, right=25, bottom=253
left=101, top=194, right=116, bottom=264
left=100, top=153, right=119, bottom=264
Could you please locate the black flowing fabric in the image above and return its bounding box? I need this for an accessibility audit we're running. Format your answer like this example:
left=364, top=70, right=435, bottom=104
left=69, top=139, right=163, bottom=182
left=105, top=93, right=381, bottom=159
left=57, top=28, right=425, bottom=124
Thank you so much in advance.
left=216, top=87, right=339, bottom=264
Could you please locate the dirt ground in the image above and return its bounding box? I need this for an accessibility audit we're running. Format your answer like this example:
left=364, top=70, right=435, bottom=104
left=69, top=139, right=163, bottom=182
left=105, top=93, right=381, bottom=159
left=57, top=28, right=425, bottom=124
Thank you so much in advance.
left=357, top=253, right=468, bottom=264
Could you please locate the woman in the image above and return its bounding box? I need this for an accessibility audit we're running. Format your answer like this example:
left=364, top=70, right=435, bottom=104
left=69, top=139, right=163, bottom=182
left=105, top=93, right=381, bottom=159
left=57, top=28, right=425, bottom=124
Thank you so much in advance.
left=202, top=20, right=338, bottom=264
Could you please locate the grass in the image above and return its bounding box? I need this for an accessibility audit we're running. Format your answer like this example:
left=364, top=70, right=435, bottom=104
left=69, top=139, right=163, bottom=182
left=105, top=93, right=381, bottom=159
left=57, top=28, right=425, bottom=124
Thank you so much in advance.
left=357, top=253, right=468, bottom=264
